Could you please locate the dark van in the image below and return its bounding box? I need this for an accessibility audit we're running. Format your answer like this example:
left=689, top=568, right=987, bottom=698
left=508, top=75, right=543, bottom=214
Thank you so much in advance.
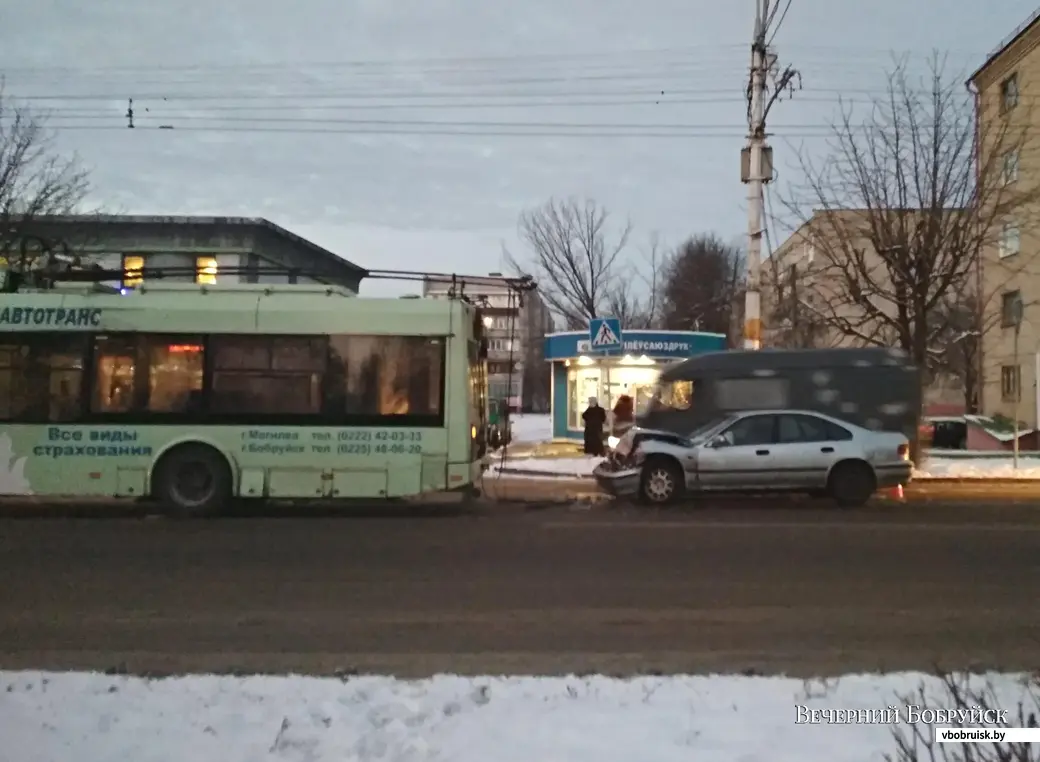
left=637, top=347, right=922, bottom=440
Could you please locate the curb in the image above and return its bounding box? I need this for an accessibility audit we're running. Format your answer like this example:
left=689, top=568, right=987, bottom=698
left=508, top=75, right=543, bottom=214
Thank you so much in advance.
left=911, top=477, right=1040, bottom=485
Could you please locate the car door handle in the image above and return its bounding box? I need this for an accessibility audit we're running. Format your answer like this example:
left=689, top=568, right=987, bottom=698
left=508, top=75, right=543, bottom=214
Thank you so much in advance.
left=756, top=449, right=770, bottom=455
left=821, top=446, right=834, bottom=453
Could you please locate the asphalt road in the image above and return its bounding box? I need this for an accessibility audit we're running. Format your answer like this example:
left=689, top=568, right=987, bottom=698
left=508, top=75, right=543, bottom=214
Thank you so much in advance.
left=1, top=500, right=1039, bottom=678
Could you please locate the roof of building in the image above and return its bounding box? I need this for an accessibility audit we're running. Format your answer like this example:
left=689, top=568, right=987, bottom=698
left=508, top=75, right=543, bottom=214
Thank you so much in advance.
left=968, top=7, right=1040, bottom=85
left=29, top=214, right=368, bottom=277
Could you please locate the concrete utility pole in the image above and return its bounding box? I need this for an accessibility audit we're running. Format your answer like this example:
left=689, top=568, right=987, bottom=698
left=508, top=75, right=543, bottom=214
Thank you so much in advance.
left=741, top=0, right=799, bottom=350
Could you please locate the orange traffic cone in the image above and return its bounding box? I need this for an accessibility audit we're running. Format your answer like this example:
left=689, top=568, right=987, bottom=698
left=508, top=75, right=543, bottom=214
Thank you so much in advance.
left=889, top=484, right=905, bottom=501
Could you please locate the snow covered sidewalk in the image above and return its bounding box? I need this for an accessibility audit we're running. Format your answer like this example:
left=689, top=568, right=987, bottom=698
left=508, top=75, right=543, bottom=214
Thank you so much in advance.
left=2, top=670, right=1034, bottom=761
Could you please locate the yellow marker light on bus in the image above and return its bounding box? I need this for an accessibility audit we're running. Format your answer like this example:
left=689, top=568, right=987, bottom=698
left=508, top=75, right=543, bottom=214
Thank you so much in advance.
left=471, top=425, right=477, bottom=439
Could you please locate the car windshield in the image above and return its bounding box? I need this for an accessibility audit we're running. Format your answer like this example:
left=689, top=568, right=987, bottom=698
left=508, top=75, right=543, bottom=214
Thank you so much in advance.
left=688, top=415, right=736, bottom=441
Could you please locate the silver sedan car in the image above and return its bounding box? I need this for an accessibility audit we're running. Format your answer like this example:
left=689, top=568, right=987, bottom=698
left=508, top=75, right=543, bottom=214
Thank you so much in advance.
left=593, top=409, right=912, bottom=507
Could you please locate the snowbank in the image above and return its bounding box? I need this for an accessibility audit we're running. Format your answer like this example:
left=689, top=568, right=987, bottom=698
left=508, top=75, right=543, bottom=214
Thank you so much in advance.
left=1, top=670, right=1033, bottom=761
left=915, top=457, right=1040, bottom=479
left=489, top=455, right=603, bottom=478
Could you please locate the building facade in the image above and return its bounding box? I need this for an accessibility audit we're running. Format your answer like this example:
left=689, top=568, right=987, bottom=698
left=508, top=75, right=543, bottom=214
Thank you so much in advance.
left=422, top=272, right=553, bottom=412
left=8, top=215, right=366, bottom=292
left=970, top=10, right=1040, bottom=425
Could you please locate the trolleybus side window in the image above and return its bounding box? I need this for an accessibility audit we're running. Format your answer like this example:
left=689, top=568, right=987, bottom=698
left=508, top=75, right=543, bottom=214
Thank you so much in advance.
left=210, top=335, right=326, bottom=416
left=92, top=334, right=206, bottom=415
left=0, top=334, right=86, bottom=422
left=146, top=338, right=204, bottom=413
left=327, top=335, right=444, bottom=418
left=92, top=335, right=138, bottom=413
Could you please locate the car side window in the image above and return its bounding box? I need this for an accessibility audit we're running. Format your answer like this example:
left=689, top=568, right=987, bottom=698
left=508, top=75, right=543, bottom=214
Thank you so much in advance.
left=721, top=415, right=776, bottom=446
left=778, top=414, right=825, bottom=443
left=820, top=418, right=853, bottom=441
left=778, top=414, right=852, bottom=443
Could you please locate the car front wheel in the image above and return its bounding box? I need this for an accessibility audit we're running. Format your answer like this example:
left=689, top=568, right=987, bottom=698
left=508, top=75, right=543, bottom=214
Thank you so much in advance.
left=639, top=457, right=684, bottom=505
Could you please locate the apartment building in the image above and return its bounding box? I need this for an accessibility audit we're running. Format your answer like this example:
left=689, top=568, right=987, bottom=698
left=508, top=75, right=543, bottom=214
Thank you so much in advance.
left=969, top=9, right=1040, bottom=422
left=7, top=215, right=366, bottom=292
left=422, top=272, right=553, bottom=412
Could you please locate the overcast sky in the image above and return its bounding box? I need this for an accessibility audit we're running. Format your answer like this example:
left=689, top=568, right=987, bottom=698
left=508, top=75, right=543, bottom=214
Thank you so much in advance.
left=1, top=0, right=1037, bottom=295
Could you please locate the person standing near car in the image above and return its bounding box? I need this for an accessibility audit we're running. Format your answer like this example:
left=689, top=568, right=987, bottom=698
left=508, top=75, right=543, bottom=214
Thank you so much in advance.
left=582, top=396, right=606, bottom=455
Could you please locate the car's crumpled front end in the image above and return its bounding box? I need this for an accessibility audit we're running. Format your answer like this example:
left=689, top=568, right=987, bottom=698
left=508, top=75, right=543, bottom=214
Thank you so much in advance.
left=593, top=428, right=645, bottom=497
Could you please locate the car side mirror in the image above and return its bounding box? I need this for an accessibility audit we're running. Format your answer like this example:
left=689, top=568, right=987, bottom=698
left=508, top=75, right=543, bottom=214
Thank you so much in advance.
left=707, top=434, right=728, bottom=448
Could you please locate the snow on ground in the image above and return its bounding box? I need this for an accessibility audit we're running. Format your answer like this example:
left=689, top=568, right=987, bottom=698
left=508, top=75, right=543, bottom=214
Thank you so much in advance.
left=2, top=670, right=1034, bottom=762
left=508, top=414, right=552, bottom=445
left=489, top=455, right=603, bottom=478
left=914, top=457, right=1040, bottom=479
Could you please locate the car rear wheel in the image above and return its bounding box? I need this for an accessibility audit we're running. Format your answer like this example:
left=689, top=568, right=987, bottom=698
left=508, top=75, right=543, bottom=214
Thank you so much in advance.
left=639, top=457, right=684, bottom=505
left=827, top=461, right=877, bottom=508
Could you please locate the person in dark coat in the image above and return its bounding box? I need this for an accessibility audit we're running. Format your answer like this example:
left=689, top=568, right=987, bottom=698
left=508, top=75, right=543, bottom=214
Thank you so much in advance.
left=582, top=396, right=607, bottom=456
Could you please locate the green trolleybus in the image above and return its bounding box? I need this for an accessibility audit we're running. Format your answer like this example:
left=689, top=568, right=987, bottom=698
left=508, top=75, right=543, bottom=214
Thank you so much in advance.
left=0, top=280, right=495, bottom=516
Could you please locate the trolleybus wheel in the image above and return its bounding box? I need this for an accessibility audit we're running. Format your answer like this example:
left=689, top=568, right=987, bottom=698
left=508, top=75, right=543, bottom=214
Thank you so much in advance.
left=153, top=444, right=232, bottom=518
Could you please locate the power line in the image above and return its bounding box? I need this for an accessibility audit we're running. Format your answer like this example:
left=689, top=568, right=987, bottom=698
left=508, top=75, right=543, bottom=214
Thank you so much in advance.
left=19, top=115, right=870, bottom=130
left=28, top=90, right=991, bottom=118
left=2, top=61, right=984, bottom=93
left=0, top=42, right=990, bottom=76
left=18, top=123, right=808, bottom=138
left=7, top=83, right=981, bottom=103
left=2, top=58, right=965, bottom=87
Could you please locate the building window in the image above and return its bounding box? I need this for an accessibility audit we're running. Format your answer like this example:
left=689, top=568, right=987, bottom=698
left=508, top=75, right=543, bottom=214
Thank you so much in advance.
left=1001, top=73, right=1019, bottom=112
left=122, top=255, right=144, bottom=288
left=196, top=256, right=218, bottom=285
left=567, top=366, right=601, bottom=429
left=999, top=221, right=1020, bottom=259
left=1001, top=365, right=1021, bottom=402
left=1002, top=290, right=1022, bottom=327
left=1003, top=149, right=1020, bottom=185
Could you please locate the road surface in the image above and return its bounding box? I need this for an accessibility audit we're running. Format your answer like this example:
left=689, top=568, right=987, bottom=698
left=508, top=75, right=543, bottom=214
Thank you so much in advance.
left=1, top=500, right=1038, bottom=678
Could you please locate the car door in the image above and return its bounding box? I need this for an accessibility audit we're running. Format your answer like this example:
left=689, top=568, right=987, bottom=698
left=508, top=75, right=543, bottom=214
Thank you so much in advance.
left=773, top=414, right=852, bottom=488
left=696, top=413, right=778, bottom=489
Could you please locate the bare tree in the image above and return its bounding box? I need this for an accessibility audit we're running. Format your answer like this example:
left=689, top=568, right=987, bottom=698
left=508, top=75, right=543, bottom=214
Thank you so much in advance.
left=780, top=54, right=1040, bottom=398
left=1, top=85, right=91, bottom=268
left=766, top=257, right=832, bottom=349
left=886, top=669, right=1040, bottom=762
left=606, top=233, right=663, bottom=329
left=932, top=288, right=982, bottom=412
left=658, top=233, right=745, bottom=341
left=505, top=196, right=631, bottom=329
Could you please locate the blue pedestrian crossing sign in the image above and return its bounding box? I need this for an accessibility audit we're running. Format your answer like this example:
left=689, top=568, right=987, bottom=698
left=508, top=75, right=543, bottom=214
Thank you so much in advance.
left=589, top=317, right=622, bottom=351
